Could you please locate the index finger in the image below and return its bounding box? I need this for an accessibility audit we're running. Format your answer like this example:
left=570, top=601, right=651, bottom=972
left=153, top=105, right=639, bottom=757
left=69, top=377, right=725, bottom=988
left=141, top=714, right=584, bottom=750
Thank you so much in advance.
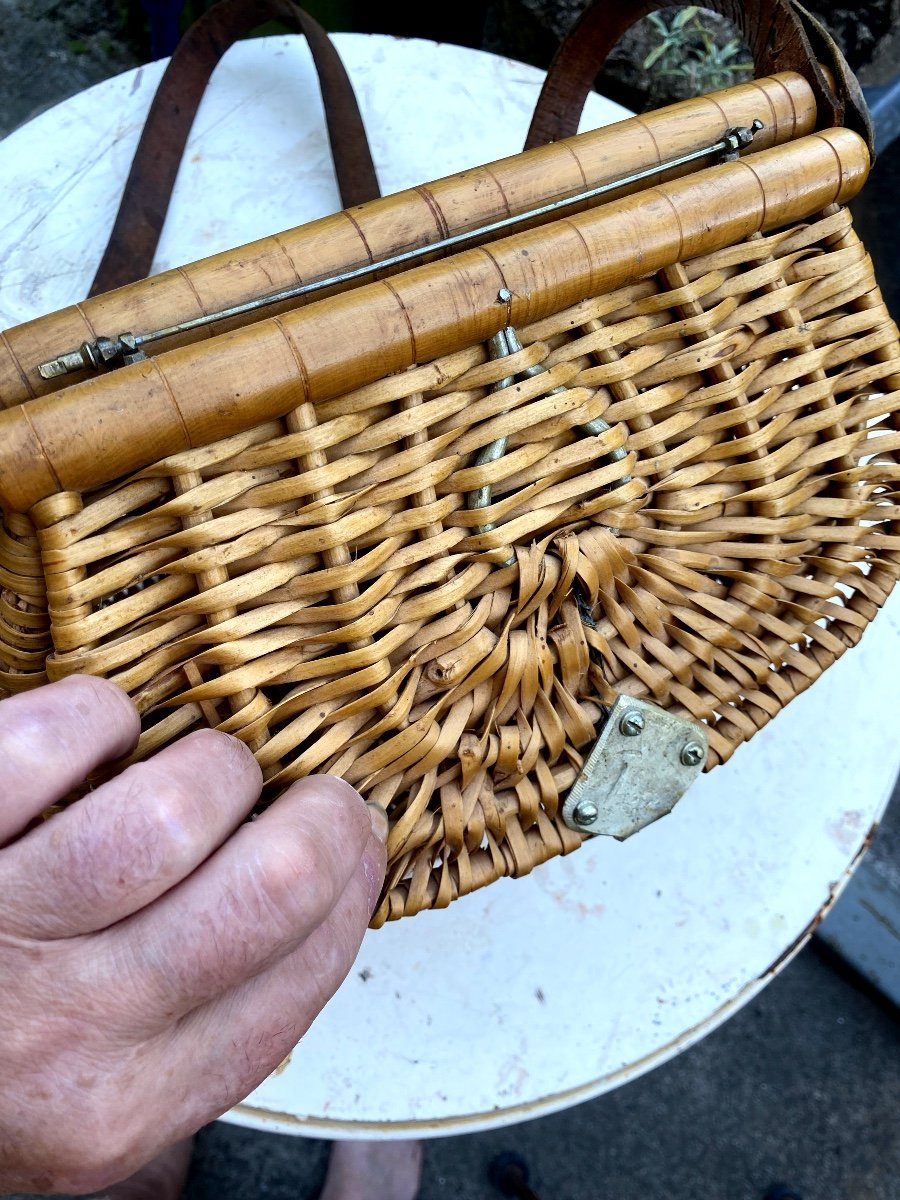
left=0, top=675, right=140, bottom=845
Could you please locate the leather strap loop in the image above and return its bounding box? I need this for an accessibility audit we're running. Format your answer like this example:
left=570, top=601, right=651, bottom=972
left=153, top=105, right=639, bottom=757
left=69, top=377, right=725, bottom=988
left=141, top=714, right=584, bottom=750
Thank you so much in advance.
left=524, top=0, right=872, bottom=155
left=90, top=0, right=380, bottom=296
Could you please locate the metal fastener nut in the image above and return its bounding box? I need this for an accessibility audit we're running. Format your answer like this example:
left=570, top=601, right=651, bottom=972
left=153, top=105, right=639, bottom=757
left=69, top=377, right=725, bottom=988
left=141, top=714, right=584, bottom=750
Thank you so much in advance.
left=619, top=710, right=645, bottom=737
left=680, top=741, right=705, bottom=767
left=573, top=799, right=599, bottom=826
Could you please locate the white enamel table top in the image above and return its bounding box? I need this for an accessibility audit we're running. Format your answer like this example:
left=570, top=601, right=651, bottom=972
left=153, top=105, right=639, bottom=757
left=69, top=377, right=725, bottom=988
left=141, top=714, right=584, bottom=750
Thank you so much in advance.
left=1, top=34, right=897, bottom=1140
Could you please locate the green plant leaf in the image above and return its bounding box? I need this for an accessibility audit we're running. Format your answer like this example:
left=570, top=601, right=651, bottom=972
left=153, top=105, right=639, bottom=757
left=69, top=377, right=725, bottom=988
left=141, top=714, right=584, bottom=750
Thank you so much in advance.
left=674, top=6, right=699, bottom=29
left=643, top=42, right=671, bottom=69
left=646, top=11, right=669, bottom=34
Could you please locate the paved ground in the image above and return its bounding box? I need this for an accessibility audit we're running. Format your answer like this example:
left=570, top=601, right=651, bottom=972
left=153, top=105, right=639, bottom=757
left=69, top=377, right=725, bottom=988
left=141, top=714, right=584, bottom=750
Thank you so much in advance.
left=182, top=929, right=900, bottom=1200
left=0, top=1, right=137, bottom=139
left=1, top=4, right=898, bottom=1198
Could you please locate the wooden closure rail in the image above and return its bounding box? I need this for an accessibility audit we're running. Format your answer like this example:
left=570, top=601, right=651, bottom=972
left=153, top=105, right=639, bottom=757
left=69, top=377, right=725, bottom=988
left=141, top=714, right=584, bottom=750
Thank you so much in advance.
left=0, top=128, right=869, bottom=516
left=0, top=73, right=816, bottom=407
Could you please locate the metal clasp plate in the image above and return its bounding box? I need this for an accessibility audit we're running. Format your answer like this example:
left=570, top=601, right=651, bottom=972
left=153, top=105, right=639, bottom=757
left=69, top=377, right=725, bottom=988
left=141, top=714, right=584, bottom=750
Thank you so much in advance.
left=562, top=696, right=707, bottom=839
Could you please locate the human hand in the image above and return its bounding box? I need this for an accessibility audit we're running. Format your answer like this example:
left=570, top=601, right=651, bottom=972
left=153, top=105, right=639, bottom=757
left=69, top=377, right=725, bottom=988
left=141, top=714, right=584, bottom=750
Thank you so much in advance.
left=0, top=675, right=386, bottom=1194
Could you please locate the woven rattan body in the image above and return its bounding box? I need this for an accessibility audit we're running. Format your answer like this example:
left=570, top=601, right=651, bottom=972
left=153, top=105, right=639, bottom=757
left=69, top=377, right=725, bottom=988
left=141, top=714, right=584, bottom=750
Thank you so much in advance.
left=2, top=197, right=898, bottom=925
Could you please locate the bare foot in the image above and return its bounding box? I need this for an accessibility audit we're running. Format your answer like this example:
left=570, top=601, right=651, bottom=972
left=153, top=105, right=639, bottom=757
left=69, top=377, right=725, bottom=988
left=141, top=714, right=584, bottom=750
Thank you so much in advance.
left=89, top=1136, right=194, bottom=1200
left=320, top=1139, right=423, bottom=1200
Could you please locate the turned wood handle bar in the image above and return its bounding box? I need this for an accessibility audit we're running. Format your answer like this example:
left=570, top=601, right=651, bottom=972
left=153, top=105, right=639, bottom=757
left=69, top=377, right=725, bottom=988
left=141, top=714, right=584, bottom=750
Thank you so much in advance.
left=0, top=73, right=815, bottom=408
left=0, top=128, right=868, bottom=516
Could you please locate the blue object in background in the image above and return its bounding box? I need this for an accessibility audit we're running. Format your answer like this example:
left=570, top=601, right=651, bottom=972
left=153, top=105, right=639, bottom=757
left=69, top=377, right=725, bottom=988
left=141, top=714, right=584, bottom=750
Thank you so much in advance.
left=818, top=852, right=900, bottom=1010
left=864, top=80, right=900, bottom=153
left=140, top=0, right=186, bottom=60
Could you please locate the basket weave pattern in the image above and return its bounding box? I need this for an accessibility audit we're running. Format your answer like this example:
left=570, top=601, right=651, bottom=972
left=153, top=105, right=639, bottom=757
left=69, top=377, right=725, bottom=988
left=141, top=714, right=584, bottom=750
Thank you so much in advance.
left=2, top=205, right=899, bottom=924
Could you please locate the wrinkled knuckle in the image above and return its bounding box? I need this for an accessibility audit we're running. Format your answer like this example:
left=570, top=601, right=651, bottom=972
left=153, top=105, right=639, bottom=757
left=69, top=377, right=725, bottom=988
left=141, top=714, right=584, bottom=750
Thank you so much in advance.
left=0, top=704, right=61, bottom=773
left=261, top=842, right=338, bottom=931
left=262, top=844, right=309, bottom=906
left=0, top=676, right=137, bottom=786
left=66, top=776, right=197, bottom=898
left=280, top=840, right=343, bottom=921
left=140, top=781, right=205, bottom=871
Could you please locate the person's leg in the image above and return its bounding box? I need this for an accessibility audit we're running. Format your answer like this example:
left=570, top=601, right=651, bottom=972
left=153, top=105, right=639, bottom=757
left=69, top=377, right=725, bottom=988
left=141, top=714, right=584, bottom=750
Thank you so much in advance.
left=88, top=1137, right=194, bottom=1200
left=320, top=1139, right=423, bottom=1200
left=83, top=1132, right=424, bottom=1200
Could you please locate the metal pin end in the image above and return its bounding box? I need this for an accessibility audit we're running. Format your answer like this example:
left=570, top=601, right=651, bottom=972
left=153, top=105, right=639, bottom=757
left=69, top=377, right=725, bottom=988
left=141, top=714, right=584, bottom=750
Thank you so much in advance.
left=735, top=120, right=765, bottom=148
left=38, top=333, right=142, bottom=380
left=497, top=287, right=512, bottom=303
left=38, top=347, right=88, bottom=379
left=736, top=119, right=765, bottom=146
left=719, top=120, right=765, bottom=161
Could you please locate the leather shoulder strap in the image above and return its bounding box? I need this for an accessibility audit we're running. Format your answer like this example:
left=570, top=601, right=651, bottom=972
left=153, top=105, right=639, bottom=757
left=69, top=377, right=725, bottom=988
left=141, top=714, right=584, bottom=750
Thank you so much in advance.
left=524, top=0, right=872, bottom=154
left=90, top=0, right=379, bottom=296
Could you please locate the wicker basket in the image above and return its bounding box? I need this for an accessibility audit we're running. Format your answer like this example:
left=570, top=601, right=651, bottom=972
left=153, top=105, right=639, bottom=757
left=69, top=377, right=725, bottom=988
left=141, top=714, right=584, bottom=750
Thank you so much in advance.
left=0, top=1, right=897, bottom=926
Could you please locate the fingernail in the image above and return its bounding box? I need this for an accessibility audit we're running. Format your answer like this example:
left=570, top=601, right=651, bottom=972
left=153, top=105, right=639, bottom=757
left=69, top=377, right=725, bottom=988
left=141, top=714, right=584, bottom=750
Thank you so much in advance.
left=362, top=846, right=386, bottom=915
left=366, top=801, right=389, bottom=844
